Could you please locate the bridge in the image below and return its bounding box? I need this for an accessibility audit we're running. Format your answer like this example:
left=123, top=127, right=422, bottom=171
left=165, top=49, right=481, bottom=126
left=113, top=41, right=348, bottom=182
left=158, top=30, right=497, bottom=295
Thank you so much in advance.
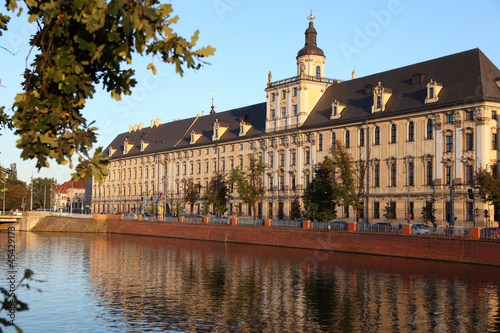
left=0, top=215, right=21, bottom=223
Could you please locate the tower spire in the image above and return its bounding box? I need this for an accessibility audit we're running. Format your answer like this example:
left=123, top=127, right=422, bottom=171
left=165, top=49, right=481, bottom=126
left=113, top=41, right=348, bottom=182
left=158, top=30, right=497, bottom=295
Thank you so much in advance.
left=307, top=9, right=315, bottom=22
left=210, top=91, right=215, bottom=114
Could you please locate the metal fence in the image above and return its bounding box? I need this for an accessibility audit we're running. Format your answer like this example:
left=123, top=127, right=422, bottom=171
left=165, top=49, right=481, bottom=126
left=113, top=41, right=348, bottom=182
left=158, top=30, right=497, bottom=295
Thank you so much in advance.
left=237, top=219, right=264, bottom=226
left=52, top=212, right=94, bottom=219
left=272, top=219, right=302, bottom=228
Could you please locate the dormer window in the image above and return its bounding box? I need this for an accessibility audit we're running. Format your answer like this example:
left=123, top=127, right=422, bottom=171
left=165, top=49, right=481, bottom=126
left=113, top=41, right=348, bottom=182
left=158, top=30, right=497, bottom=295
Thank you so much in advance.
left=190, top=130, right=202, bottom=144
left=365, top=85, right=374, bottom=95
left=123, top=137, right=134, bottom=154
left=212, top=119, right=229, bottom=141
left=108, top=146, right=116, bottom=157
left=140, top=139, right=149, bottom=152
left=371, top=82, right=392, bottom=113
left=239, top=116, right=252, bottom=137
left=330, top=100, right=346, bottom=120
left=412, top=73, right=425, bottom=85
left=425, top=79, right=443, bottom=103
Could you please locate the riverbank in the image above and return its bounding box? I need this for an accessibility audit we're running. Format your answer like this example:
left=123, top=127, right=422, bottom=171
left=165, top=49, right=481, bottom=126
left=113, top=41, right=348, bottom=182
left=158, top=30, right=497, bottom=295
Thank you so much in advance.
left=106, top=219, right=500, bottom=267
left=31, top=216, right=107, bottom=233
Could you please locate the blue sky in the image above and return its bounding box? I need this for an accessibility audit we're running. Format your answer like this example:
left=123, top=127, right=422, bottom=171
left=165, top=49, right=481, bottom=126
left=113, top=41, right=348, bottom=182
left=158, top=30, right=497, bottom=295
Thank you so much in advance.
left=1, top=0, right=500, bottom=184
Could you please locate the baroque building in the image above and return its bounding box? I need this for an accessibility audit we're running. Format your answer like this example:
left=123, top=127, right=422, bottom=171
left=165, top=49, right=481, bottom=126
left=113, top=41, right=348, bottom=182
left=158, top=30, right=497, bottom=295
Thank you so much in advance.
left=93, top=16, right=500, bottom=227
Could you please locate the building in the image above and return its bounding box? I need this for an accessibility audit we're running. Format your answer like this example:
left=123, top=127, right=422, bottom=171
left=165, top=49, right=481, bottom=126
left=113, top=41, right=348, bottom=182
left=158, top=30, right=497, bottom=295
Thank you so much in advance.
left=93, top=15, right=500, bottom=227
left=53, top=179, right=86, bottom=213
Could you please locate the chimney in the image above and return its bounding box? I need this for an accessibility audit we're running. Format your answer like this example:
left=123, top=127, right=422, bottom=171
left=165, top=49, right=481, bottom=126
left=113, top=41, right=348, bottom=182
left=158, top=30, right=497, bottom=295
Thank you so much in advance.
left=129, top=125, right=133, bottom=133
left=134, top=124, right=138, bottom=131
left=201, top=111, right=204, bottom=116
left=151, top=120, right=155, bottom=128
left=139, top=123, right=144, bottom=130
left=156, top=118, right=161, bottom=126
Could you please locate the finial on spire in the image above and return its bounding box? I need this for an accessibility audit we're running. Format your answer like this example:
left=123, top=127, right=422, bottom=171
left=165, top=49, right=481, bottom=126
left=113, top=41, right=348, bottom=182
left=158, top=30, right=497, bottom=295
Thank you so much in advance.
left=307, top=9, right=315, bottom=22
left=210, top=91, right=216, bottom=114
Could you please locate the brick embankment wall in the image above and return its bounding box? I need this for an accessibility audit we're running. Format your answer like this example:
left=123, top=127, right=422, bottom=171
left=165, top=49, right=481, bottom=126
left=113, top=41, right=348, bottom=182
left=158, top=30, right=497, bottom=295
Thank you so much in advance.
left=31, top=216, right=107, bottom=233
left=107, top=220, right=500, bottom=266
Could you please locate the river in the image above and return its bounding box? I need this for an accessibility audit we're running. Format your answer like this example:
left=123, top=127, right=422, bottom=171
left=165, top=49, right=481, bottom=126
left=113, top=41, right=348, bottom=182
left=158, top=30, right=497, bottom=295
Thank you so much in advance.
left=1, top=231, right=499, bottom=332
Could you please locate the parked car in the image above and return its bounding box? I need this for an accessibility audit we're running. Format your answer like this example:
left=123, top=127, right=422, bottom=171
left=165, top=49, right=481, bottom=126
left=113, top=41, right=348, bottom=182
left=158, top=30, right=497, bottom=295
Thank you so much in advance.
left=371, top=222, right=392, bottom=232
left=482, top=228, right=500, bottom=239
left=412, top=223, right=430, bottom=235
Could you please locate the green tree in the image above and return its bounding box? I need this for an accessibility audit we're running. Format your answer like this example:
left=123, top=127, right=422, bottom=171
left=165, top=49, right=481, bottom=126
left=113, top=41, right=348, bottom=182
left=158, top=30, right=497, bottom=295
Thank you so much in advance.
left=182, top=178, right=201, bottom=217
left=32, top=177, right=58, bottom=210
left=302, top=159, right=337, bottom=222
left=421, top=196, right=437, bottom=227
left=0, top=1, right=215, bottom=181
left=230, top=156, right=265, bottom=219
left=4, top=182, right=27, bottom=211
left=383, top=202, right=395, bottom=220
left=476, top=166, right=500, bottom=206
left=290, top=196, right=302, bottom=220
left=204, top=172, right=228, bottom=217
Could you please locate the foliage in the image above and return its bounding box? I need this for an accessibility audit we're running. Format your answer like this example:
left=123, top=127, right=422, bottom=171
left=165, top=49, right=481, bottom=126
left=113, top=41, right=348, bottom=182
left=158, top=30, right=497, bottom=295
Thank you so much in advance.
left=302, top=159, right=337, bottom=222
left=383, top=202, right=395, bottom=220
left=421, top=196, right=437, bottom=226
left=203, top=172, right=228, bottom=217
left=2, top=182, right=27, bottom=211
left=0, top=0, right=215, bottom=181
left=31, top=177, right=57, bottom=210
left=144, top=201, right=156, bottom=216
left=173, top=203, right=184, bottom=216
left=181, top=178, right=201, bottom=217
left=0, top=269, right=40, bottom=333
left=230, top=156, right=265, bottom=219
left=290, top=196, right=302, bottom=220
left=476, top=166, right=500, bottom=206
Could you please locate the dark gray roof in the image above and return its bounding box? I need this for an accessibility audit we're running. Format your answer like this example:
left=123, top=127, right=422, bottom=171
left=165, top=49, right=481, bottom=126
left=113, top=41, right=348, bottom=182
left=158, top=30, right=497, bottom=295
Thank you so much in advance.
left=302, top=48, right=500, bottom=129
left=105, top=49, right=500, bottom=159
left=105, top=103, right=266, bottom=158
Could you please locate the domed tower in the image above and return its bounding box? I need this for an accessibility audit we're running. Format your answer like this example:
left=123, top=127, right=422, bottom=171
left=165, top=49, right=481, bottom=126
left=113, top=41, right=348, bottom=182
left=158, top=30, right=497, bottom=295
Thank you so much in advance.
left=296, top=11, right=325, bottom=78
left=265, top=10, right=335, bottom=133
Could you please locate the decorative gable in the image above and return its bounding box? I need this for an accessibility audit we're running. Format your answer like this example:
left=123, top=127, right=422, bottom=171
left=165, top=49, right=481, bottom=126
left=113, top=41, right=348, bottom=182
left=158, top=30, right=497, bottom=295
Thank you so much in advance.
left=425, top=79, right=443, bottom=103
left=212, top=119, right=229, bottom=141
left=239, top=114, right=252, bottom=136
left=140, top=139, right=149, bottom=152
left=123, top=138, right=134, bottom=154
left=190, top=130, right=202, bottom=144
left=371, top=82, right=392, bottom=113
left=330, top=100, right=346, bottom=119
left=108, top=146, right=116, bottom=157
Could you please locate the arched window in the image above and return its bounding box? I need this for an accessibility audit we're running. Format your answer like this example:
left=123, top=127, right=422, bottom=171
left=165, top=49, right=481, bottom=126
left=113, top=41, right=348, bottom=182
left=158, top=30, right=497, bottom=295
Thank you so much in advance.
left=391, top=124, right=397, bottom=143
left=374, top=164, right=380, bottom=187
left=374, top=126, right=380, bottom=145
left=408, top=161, right=414, bottom=186
left=426, top=161, right=433, bottom=185
left=390, top=163, right=397, bottom=187
left=359, top=128, right=365, bottom=147
left=408, top=122, right=415, bottom=141
left=345, top=130, right=351, bottom=148
left=376, top=95, right=381, bottom=109
left=316, top=66, right=321, bottom=78
left=332, top=132, right=336, bottom=147
left=427, top=119, right=434, bottom=139
left=318, top=134, right=323, bottom=151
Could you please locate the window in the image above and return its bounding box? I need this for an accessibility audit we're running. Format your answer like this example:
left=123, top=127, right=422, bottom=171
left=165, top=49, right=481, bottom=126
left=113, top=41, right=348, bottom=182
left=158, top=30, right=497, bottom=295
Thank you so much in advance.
left=291, top=176, right=296, bottom=190
left=376, top=95, right=381, bottom=109
left=466, top=165, right=474, bottom=185
left=374, top=164, right=380, bottom=187
left=426, top=162, right=433, bottom=185
left=374, top=202, right=380, bottom=219
left=293, top=87, right=298, bottom=97
left=316, top=66, right=321, bottom=78
left=445, top=165, right=451, bottom=185
left=429, top=87, right=434, bottom=99
left=205, top=161, right=209, bottom=173
left=408, top=122, right=415, bottom=141
left=390, top=202, right=397, bottom=219
left=409, top=202, right=414, bottom=220
left=493, top=110, right=497, bottom=120
left=344, top=205, right=349, bottom=218
left=281, top=90, right=287, bottom=99
left=197, top=163, right=201, bottom=174
left=239, top=158, right=243, bottom=169
left=291, top=152, right=296, bottom=165
left=465, top=110, right=473, bottom=121
left=271, top=109, right=275, bottom=120
left=332, top=132, right=336, bottom=147
left=374, top=126, right=380, bottom=145
left=345, top=130, right=351, bottom=148
left=240, top=143, right=244, bottom=150
left=390, top=163, right=397, bottom=187
left=269, top=155, right=274, bottom=168
left=305, top=151, right=310, bottom=164
left=231, top=145, right=234, bottom=152
left=408, top=161, right=414, bottom=186
left=318, top=134, right=323, bottom=151
left=446, top=113, right=453, bottom=123
left=446, top=135, right=453, bottom=152
left=280, top=176, right=285, bottom=191
left=390, top=124, right=397, bottom=143
left=222, top=159, right=226, bottom=172
left=271, top=93, right=275, bottom=102
left=269, top=176, right=274, bottom=190
left=465, top=133, right=473, bottom=150
left=493, top=132, right=498, bottom=150
left=280, top=154, right=285, bottom=167
left=293, top=105, right=298, bottom=116
left=427, top=119, right=433, bottom=139
left=359, top=129, right=365, bottom=147
left=466, top=202, right=474, bottom=221
left=281, top=107, right=286, bottom=118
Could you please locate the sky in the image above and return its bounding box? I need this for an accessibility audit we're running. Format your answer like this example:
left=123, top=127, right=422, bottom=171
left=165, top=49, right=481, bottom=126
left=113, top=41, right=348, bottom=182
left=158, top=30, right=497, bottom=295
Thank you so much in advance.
left=1, top=0, right=499, bottom=184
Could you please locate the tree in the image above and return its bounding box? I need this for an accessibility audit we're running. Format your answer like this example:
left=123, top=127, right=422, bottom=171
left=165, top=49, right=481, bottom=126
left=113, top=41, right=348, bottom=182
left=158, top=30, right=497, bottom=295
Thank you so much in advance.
left=3, top=182, right=27, bottom=211
left=383, top=202, right=395, bottom=221
left=230, top=156, right=265, bottom=219
left=182, top=178, right=201, bottom=217
left=302, top=159, right=337, bottom=222
left=32, top=177, right=58, bottom=210
left=203, top=172, right=228, bottom=217
left=421, top=196, right=437, bottom=227
left=290, top=196, right=302, bottom=220
left=476, top=166, right=500, bottom=206
left=0, top=1, right=215, bottom=181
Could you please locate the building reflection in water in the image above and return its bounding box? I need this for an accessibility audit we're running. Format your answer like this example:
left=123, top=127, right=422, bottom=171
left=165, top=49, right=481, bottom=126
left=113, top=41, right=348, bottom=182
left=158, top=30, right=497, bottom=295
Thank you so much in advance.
left=85, top=234, right=500, bottom=332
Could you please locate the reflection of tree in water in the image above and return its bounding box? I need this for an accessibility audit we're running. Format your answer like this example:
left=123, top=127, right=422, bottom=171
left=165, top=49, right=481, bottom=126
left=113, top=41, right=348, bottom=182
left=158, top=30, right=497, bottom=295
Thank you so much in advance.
left=202, top=257, right=227, bottom=301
